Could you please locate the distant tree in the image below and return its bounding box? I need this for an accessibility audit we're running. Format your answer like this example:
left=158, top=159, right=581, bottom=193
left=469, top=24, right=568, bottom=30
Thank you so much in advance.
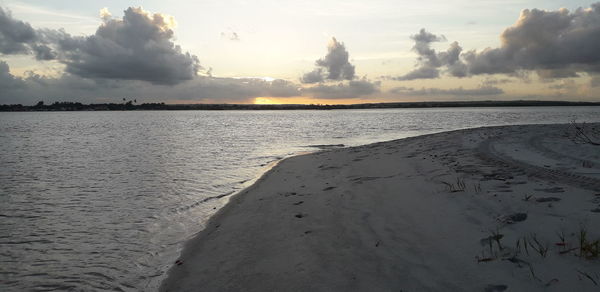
left=35, top=101, right=44, bottom=107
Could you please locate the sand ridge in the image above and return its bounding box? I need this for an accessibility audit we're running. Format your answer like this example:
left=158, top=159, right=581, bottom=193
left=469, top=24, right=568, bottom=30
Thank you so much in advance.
left=161, top=124, right=600, bottom=291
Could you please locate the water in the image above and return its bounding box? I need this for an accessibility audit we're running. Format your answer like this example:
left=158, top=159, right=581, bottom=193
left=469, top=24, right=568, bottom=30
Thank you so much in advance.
left=1, top=107, right=599, bottom=291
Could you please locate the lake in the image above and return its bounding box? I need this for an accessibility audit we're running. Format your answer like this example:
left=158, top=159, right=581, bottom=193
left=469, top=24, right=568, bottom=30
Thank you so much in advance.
left=1, top=107, right=600, bottom=291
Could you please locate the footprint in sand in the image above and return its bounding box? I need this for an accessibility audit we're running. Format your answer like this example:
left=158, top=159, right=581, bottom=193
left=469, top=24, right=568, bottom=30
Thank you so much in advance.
left=498, top=213, right=527, bottom=224
left=480, top=234, right=504, bottom=246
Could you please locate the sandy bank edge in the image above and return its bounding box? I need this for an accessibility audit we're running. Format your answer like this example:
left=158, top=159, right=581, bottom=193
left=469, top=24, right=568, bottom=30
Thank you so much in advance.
left=160, top=123, right=600, bottom=291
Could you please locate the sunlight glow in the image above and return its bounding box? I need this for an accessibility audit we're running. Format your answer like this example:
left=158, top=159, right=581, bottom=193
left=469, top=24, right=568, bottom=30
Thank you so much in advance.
left=254, top=97, right=281, bottom=104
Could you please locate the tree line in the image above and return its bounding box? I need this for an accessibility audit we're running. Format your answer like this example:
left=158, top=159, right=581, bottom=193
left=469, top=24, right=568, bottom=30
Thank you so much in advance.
left=1, top=100, right=600, bottom=112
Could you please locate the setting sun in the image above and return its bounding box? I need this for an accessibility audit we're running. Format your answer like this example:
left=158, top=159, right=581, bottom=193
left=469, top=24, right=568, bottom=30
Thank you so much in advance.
left=253, top=97, right=281, bottom=104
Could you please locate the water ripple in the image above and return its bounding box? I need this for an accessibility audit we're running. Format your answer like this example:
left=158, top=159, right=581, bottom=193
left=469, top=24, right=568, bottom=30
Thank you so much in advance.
left=1, top=108, right=600, bottom=291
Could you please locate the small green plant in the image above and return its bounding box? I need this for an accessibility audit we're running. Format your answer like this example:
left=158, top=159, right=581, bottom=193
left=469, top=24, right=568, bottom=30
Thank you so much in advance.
left=522, top=194, right=533, bottom=201
left=578, top=227, right=600, bottom=259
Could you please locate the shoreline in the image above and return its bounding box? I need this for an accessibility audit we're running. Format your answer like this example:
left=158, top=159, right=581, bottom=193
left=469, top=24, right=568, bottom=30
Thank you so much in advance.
left=160, top=124, right=600, bottom=291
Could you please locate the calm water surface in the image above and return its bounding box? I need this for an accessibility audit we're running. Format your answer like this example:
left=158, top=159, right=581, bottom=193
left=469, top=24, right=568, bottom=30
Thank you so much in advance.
left=1, top=107, right=600, bottom=291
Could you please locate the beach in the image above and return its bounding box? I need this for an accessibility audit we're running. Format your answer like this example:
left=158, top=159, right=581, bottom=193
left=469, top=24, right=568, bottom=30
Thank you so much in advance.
left=160, top=124, right=600, bottom=291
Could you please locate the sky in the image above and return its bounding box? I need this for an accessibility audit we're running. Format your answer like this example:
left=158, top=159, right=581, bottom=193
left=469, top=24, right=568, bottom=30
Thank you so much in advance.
left=1, top=0, right=600, bottom=105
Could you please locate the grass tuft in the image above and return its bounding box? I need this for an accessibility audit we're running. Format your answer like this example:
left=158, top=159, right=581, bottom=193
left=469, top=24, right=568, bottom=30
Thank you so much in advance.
left=442, top=177, right=466, bottom=192
left=578, top=226, right=600, bottom=259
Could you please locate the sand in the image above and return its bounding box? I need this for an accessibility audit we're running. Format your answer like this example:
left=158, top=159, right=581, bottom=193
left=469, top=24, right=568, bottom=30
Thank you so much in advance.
left=160, top=124, right=600, bottom=291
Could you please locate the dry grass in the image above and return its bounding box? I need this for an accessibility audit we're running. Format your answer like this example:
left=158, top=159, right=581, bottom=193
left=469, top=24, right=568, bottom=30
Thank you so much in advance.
left=578, top=227, right=600, bottom=259
left=442, top=177, right=466, bottom=192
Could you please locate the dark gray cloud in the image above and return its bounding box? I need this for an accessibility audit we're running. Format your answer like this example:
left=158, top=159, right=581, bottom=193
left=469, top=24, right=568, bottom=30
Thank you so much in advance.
left=1, top=8, right=71, bottom=61
left=390, top=85, right=503, bottom=96
left=398, top=3, right=600, bottom=80
left=55, top=7, right=200, bottom=85
left=31, top=43, right=56, bottom=60
left=0, top=60, right=25, bottom=90
left=300, top=68, right=324, bottom=83
left=395, top=66, right=439, bottom=80
left=465, top=4, right=600, bottom=77
left=394, top=29, right=469, bottom=80
left=1, top=6, right=201, bottom=85
left=0, top=7, right=301, bottom=104
left=183, top=77, right=300, bottom=101
left=2, top=59, right=381, bottom=102
left=303, top=79, right=380, bottom=99
left=301, top=37, right=355, bottom=83
left=394, top=29, right=467, bottom=80
left=0, top=7, right=37, bottom=55
left=0, top=61, right=299, bottom=104
left=439, top=42, right=467, bottom=77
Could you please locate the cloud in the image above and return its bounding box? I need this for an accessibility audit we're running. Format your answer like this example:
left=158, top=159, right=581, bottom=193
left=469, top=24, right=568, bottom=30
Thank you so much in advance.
left=394, top=29, right=467, bottom=80
left=390, top=86, right=503, bottom=96
left=0, top=60, right=25, bottom=90
left=301, top=37, right=355, bottom=83
left=398, top=3, right=600, bottom=80
left=0, top=7, right=70, bottom=61
left=0, top=7, right=37, bottom=55
left=221, top=31, right=239, bottom=41
left=0, top=6, right=302, bottom=104
left=1, top=6, right=201, bottom=85
left=464, top=5, right=600, bottom=77
left=439, top=42, right=467, bottom=77
left=481, top=77, right=514, bottom=86
left=183, top=77, right=299, bottom=101
left=548, top=79, right=577, bottom=90
left=99, top=7, right=111, bottom=21
left=300, top=68, right=324, bottom=83
left=395, top=66, right=439, bottom=81
left=0, top=61, right=300, bottom=104
left=303, top=79, right=380, bottom=99
left=54, top=7, right=200, bottom=85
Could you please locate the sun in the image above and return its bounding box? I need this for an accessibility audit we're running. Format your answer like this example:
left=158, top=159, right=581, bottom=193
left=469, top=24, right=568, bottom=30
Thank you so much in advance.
left=253, top=97, right=282, bottom=104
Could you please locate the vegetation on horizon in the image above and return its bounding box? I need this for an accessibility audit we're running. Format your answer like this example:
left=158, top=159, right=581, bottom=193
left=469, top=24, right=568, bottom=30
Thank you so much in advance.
left=2, top=100, right=600, bottom=112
